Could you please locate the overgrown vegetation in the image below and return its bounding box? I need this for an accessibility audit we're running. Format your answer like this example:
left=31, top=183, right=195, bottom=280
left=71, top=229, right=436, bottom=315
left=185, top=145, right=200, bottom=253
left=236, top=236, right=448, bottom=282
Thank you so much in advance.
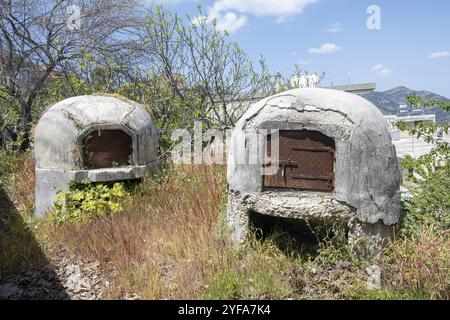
left=397, top=96, right=450, bottom=237
left=0, top=1, right=448, bottom=301
left=1, top=154, right=448, bottom=299
left=50, top=180, right=130, bottom=225
left=0, top=152, right=41, bottom=277
left=0, top=152, right=22, bottom=187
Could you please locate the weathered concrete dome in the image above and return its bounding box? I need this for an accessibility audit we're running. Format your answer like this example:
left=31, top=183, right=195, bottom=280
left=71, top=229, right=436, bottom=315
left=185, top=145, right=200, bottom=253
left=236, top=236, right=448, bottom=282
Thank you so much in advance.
left=34, top=94, right=159, bottom=216
left=35, top=95, right=158, bottom=170
left=227, top=88, right=401, bottom=246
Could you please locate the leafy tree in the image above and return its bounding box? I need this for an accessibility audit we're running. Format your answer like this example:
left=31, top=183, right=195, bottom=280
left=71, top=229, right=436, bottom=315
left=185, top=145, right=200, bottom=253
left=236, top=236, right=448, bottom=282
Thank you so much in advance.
left=0, top=3, right=283, bottom=156
left=0, top=0, right=144, bottom=151
left=137, top=6, right=274, bottom=132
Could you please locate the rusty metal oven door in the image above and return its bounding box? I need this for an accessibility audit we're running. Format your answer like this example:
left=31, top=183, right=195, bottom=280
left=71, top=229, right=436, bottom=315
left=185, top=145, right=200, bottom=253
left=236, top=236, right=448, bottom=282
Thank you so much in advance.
left=83, top=130, right=133, bottom=169
left=263, top=130, right=335, bottom=191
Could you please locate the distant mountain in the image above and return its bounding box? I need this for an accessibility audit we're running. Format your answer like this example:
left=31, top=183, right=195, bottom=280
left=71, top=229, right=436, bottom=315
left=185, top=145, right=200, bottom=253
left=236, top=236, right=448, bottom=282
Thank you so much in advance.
left=362, top=86, right=450, bottom=123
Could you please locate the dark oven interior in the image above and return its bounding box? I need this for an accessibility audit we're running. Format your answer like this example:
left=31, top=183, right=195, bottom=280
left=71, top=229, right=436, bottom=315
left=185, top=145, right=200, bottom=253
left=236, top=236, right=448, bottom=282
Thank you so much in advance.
left=263, top=130, right=335, bottom=191
left=83, top=129, right=133, bottom=169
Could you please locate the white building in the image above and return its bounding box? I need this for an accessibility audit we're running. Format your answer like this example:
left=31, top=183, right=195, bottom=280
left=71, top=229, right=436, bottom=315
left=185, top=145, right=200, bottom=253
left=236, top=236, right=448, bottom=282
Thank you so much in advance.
left=385, top=113, right=449, bottom=158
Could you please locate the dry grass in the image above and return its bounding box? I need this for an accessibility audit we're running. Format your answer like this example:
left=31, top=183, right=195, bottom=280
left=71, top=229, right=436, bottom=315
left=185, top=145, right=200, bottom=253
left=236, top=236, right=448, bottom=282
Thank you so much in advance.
left=6, top=154, right=35, bottom=216
left=381, top=229, right=449, bottom=299
left=0, top=153, right=43, bottom=277
left=1, top=154, right=449, bottom=299
left=42, top=165, right=295, bottom=299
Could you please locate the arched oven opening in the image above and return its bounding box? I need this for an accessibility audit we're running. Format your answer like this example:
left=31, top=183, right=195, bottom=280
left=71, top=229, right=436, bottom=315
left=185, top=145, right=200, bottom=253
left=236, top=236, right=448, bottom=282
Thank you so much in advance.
left=83, top=129, right=133, bottom=169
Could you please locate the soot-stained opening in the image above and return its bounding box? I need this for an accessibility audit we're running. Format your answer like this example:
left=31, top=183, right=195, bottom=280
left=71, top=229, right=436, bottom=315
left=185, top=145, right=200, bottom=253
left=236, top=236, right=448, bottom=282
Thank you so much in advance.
left=263, top=130, right=335, bottom=192
left=83, top=129, right=133, bottom=169
left=249, top=211, right=347, bottom=255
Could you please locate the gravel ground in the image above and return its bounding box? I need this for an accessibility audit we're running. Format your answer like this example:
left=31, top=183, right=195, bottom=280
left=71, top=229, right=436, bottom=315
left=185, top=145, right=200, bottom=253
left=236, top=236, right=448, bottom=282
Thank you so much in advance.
left=0, top=245, right=106, bottom=300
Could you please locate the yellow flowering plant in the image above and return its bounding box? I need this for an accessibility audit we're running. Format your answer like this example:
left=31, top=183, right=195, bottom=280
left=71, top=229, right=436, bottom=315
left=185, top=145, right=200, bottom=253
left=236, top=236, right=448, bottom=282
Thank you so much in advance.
left=51, top=179, right=129, bottom=225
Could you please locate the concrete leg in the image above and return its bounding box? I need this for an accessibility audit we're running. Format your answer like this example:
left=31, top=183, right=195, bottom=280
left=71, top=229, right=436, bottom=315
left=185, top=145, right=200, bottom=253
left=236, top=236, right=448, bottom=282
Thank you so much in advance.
left=347, top=218, right=396, bottom=259
left=226, top=192, right=250, bottom=243
left=35, top=169, right=72, bottom=218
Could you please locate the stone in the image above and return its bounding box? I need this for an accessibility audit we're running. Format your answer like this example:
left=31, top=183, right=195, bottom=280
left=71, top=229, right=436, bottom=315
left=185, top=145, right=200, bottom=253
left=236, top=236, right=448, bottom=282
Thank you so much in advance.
left=34, top=94, right=159, bottom=217
left=366, top=265, right=382, bottom=290
left=226, top=88, right=401, bottom=253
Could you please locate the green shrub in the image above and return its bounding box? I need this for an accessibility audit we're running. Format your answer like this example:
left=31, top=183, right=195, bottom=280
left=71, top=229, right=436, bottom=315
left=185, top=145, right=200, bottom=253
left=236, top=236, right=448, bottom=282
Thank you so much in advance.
left=397, top=95, right=450, bottom=237
left=400, top=167, right=450, bottom=236
left=50, top=179, right=129, bottom=225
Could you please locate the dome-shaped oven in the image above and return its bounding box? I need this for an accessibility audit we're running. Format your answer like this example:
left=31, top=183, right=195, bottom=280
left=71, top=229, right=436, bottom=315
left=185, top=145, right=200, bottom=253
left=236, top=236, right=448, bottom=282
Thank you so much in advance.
left=227, top=88, right=401, bottom=251
left=34, top=94, right=159, bottom=216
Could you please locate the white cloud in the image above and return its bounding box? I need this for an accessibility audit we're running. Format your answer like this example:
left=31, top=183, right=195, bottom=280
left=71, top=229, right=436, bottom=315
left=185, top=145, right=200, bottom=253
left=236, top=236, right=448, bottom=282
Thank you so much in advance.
left=428, top=51, right=450, bottom=59
left=193, top=10, right=247, bottom=34
left=276, top=16, right=293, bottom=24
left=210, top=0, right=318, bottom=18
left=370, top=64, right=383, bottom=71
left=328, top=22, right=343, bottom=33
left=214, top=12, right=248, bottom=33
left=197, top=0, right=318, bottom=33
left=297, top=59, right=311, bottom=65
left=377, top=69, right=393, bottom=76
left=308, top=43, right=342, bottom=54
left=370, top=64, right=393, bottom=77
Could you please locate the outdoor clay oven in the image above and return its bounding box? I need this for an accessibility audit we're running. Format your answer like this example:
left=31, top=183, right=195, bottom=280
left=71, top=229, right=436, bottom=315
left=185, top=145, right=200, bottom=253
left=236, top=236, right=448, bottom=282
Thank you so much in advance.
left=34, top=95, right=159, bottom=217
left=227, top=88, right=401, bottom=249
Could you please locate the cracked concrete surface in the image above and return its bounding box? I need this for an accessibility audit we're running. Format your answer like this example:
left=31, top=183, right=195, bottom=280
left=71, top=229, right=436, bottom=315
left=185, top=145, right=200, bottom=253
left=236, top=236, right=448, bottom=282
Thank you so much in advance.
left=227, top=88, right=401, bottom=247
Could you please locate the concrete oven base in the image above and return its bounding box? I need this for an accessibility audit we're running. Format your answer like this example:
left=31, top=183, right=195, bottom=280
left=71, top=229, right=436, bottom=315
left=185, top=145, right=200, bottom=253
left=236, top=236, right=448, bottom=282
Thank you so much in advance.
left=227, top=191, right=395, bottom=258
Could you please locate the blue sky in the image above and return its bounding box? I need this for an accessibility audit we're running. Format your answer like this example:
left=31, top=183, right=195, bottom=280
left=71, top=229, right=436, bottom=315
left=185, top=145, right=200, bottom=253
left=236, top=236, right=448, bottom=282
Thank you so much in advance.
left=155, top=0, right=450, bottom=97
